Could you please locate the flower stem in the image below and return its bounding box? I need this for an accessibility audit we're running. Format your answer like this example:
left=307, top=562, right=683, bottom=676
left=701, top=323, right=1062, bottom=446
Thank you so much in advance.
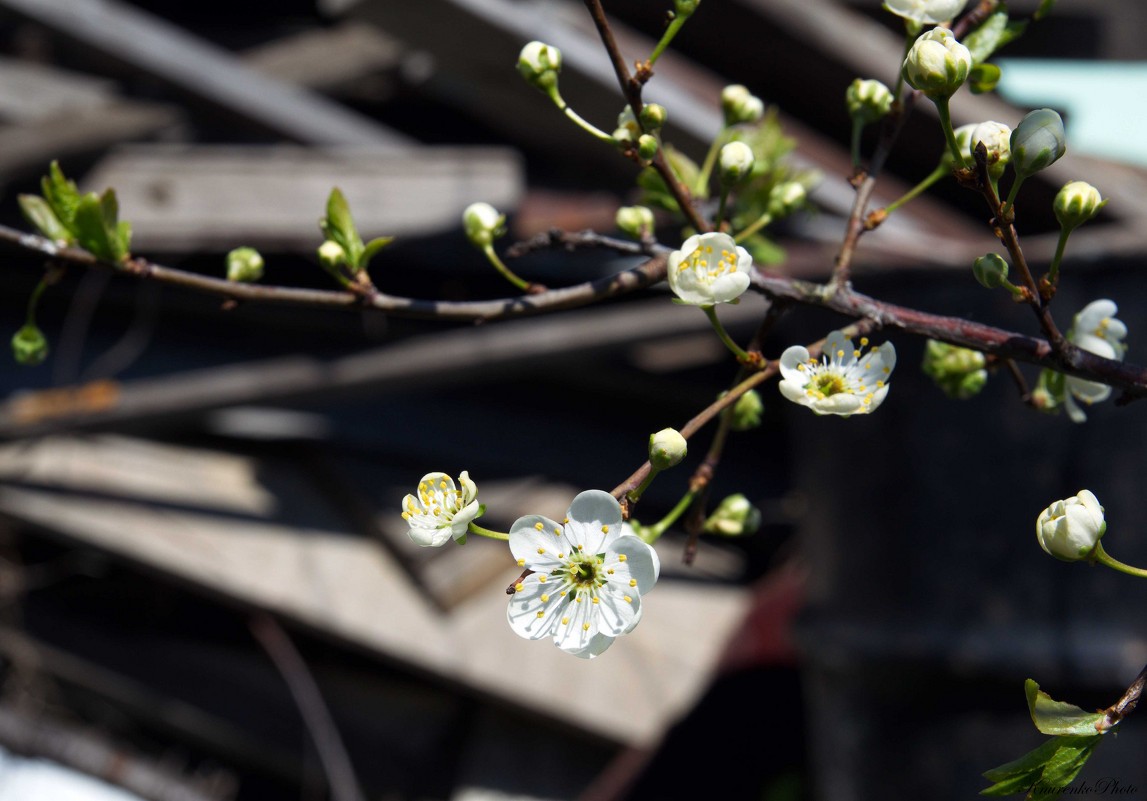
left=1094, top=542, right=1147, bottom=579
left=883, top=164, right=948, bottom=216
left=648, top=12, right=689, bottom=66
left=734, top=212, right=773, bottom=244
left=715, top=187, right=731, bottom=230
left=545, top=87, right=614, bottom=144
left=468, top=522, right=509, bottom=541
left=1000, top=175, right=1025, bottom=220
left=1048, top=226, right=1073, bottom=288
left=639, top=490, right=697, bottom=544
left=626, top=467, right=661, bottom=504
left=483, top=245, right=531, bottom=292
left=934, top=96, right=966, bottom=169
left=703, top=305, right=752, bottom=362
left=695, top=128, right=728, bottom=196
left=25, top=276, right=48, bottom=326
left=850, top=118, right=865, bottom=170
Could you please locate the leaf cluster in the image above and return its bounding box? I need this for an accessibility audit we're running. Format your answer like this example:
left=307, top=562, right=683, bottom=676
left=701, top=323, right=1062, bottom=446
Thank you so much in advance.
left=19, top=162, right=132, bottom=263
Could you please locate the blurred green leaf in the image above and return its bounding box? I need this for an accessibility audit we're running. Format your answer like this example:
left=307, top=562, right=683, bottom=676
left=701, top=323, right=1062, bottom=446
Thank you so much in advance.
left=41, top=160, right=81, bottom=230
left=964, top=10, right=1009, bottom=63
left=73, top=190, right=128, bottom=263
left=323, top=188, right=364, bottom=267
left=18, top=194, right=72, bottom=244
left=1034, top=0, right=1056, bottom=21
left=1026, top=679, right=1107, bottom=736
left=982, top=734, right=1102, bottom=799
left=360, top=236, right=395, bottom=269
left=969, top=63, right=1002, bottom=94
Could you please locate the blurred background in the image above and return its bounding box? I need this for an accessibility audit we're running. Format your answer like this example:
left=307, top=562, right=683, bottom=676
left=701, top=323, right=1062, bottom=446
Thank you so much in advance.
left=0, top=0, right=1146, bottom=799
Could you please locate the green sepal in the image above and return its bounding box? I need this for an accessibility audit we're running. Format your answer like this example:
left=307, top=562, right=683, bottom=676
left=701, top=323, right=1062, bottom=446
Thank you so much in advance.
left=18, top=194, right=72, bottom=244
left=969, top=63, right=1002, bottom=95
left=1026, top=679, right=1107, bottom=736
left=73, top=189, right=129, bottom=263
left=11, top=323, right=49, bottom=366
left=359, top=236, right=395, bottom=270
left=322, top=188, right=364, bottom=268
left=476, top=503, right=487, bottom=520
left=41, top=160, right=81, bottom=230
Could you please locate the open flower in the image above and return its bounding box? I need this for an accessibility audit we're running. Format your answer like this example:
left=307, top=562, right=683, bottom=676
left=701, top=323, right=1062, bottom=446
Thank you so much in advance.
left=1037, top=490, right=1105, bottom=561
left=667, top=232, right=754, bottom=306
left=1064, top=300, right=1126, bottom=423
left=401, top=471, right=480, bottom=547
left=778, top=331, right=896, bottom=417
left=507, top=490, right=660, bottom=659
left=883, top=0, right=967, bottom=25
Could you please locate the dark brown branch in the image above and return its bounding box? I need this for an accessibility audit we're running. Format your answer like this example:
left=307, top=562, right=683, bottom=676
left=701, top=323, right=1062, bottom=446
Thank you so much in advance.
left=1100, top=662, right=1147, bottom=731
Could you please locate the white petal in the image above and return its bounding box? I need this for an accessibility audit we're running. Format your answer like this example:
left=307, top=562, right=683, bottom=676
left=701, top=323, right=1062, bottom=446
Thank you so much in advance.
left=506, top=574, right=567, bottom=641
left=509, top=515, right=567, bottom=570
left=812, top=393, right=863, bottom=416
left=407, top=523, right=454, bottom=548
left=566, top=631, right=616, bottom=659
left=606, top=535, right=660, bottom=595
left=595, top=583, right=640, bottom=636
left=565, top=490, right=623, bottom=554
left=824, top=331, right=856, bottom=367
left=708, top=272, right=751, bottom=304
left=1073, top=299, right=1117, bottom=334
left=865, top=383, right=891, bottom=413
left=1063, top=391, right=1087, bottom=423
left=457, top=470, right=478, bottom=503
left=779, top=345, right=811, bottom=382
left=1073, top=333, right=1116, bottom=360
left=778, top=378, right=812, bottom=406
left=552, top=592, right=601, bottom=655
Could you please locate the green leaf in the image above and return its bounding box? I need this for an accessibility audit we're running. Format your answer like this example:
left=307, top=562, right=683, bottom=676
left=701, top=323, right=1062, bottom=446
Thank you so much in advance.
left=359, top=235, right=395, bottom=270
left=18, top=194, right=72, bottom=243
left=1034, top=0, right=1056, bottom=21
left=323, top=188, right=363, bottom=266
left=969, top=63, right=1002, bottom=95
left=981, top=735, right=1102, bottom=798
left=1025, top=679, right=1107, bottom=736
left=662, top=144, right=702, bottom=199
left=73, top=190, right=128, bottom=263
left=41, top=160, right=81, bottom=230
left=964, top=10, right=1010, bottom=63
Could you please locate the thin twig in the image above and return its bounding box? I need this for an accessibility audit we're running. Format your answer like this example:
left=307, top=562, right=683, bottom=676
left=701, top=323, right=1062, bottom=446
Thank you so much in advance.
left=1100, top=662, right=1147, bottom=731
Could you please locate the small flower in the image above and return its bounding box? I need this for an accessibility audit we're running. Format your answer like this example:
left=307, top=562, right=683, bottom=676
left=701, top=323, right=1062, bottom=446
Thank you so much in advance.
left=616, top=205, right=655, bottom=239
left=1054, top=181, right=1106, bottom=231
left=729, top=388, right=764, bottom=430
left=883, top=0, right=967, bottom=25
left=1063, top=299, right=1126, bottom=422
left=767, top=182, right=807, bottom=218
left=401, top=471, right=480, bottom=547
left=721, top=84, right=764, bottom=126
left=649, top=428, right=687, bottom=470
left=463, top=202, right=506, bottom=249
left=778, top=331, right=896, bottom=417
left=902, top=28, right=972, bottom=98
left=507, top=490, right=660, bottom=658
left=846, top=78, right=893, bottom=125
left=1010, top=108, right=1066, bottom=178
left=667, top=232, right=754, bottom=306
left=704, top=494, right=761, bottom=537
left=226, top=247, right=264, bottom=283
left=517, top=41, right=562, bottom=91
left=718, top=141, right=755, bottom=185
left=1036, top=490, right=1105, bottom=561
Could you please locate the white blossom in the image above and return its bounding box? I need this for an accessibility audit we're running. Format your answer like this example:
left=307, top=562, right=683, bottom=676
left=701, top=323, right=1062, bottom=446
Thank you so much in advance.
left=778, top=331, right=896, bottom=417
left=883, top=0, right=967, bottom=25
left=401, top=471, right=480, bottom=547
left=507, top=490, right=660, bottom=658
left=667, top=232, right=754, bottom=306
left=1064, top=300, right=1126, bottom=423
left=1036, top=490, right=1105, bottom=561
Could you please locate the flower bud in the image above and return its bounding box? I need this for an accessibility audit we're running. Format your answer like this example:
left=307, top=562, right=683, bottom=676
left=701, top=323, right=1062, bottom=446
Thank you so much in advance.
left=846, top=78, right=893, bottom=125
left=649, top=427, right=687, bottom=471
left=902, top=28, right=971, bottom=98
left=462, top=202, right=505, bottom=249
left=637, top=134, right=660, bottom=161
left=640, top=103, right=667, bottom=131
left=718, top=141, right=755, bottom=185
left=616, top=205, right=655, bottom=239
left=1010, top=108, right=1066, bottom=178
left=11, top=323, right=48, bottom=366
left=1036, top=490, right=1105, bottom=562
left=517, top=41, right=562, bottom=92
left=317, top=240, right=346, bottom=270
left=674, top=0, right=700, bottom=17
left=730, top=389, right=764, bottom=431
left=721, top=84, right=764, bottom=126
left=882, top=0, right=968, bottom=25
left=973, top=252, right=1008, bottom=289
left=970, top=120, right=1011, bottom=181
left=767, top=181, right=806, bottom=218
left=704, top=494, right=761, bottom=537
left=226, top=247, right=264, bottom=283
left=1054, top=181, right=1106, bottom=231
left=921, top=339, right=987, bottom=399
left=617, top=106, right=641, bottom=140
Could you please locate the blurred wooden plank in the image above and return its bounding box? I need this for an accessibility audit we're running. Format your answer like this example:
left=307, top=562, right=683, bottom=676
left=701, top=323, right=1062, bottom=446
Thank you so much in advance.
left=0, top=0, right=412, bottom=147
left=0, top=56, right=115, bottom=122
left=82, top=144, right=523, bottom=251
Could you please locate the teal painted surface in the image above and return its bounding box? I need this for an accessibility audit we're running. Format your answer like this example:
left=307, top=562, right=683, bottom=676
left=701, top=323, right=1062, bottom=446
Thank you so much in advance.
left=996, top=60, right=1147, bottom=166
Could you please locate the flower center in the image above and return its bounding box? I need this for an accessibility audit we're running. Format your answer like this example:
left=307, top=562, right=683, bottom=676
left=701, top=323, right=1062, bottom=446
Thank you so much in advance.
left=813, top=372, right=846, bottom=397
left=564, top=553, right=603, bottom=590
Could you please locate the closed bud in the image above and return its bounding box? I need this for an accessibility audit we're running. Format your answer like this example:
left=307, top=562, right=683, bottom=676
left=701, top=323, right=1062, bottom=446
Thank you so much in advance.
left=462, top=202, right=505, bottom=249
left=637, top=134, right=660, bottom=161
left=730, top=389, right=764, bottom=431
left=902, top=28, right=971, bottom=98
left=317, top=240, right=346, bottom=269
left=721, top=84, right=764, bottom=126
left=649, top=427, right=687, bottom=471
left=1036, top=490, right=1105, bottom=562
left=703, top=494, right=761, bottom=537
left=767, top=181, right=807, bottom=217
left=921, top=339, right=987, bottom=399
left=845, top=78, right=893, bottom=125
left=11, top=323, right=48, bottom=366
left=1010, top=108, right=1066, bottom=178
left=616, top=205, right=655, bottom=239
left=970, top=120, right=1011, bottom=181
left=1054, top=181, right=1105, bottom=231
left=226, top=247, right=264, bottom=283
left=718, top=141, right=755, bottom=185
left=973, top=252, right=1008, bottom=289
left=517, top=41, right=562, bottom=92
left=640, top=103, right=667, bottom=131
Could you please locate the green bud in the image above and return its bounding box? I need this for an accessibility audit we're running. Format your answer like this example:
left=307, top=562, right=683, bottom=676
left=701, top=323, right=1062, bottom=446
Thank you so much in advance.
left=462, top=202, right=505, bottom=249
left=674, top=0, right=700, bottom=17
left=517, top=41, right=562, bottom=92
left=637, top=134, right=660, bottom=161
left=902, top=28, right=971, bottom=98
left=718, top=141, right=754, bottom=185
left=318, top=240, right=346, bottom=269
left=730, top=389, right=764, bottom=431
left=640, top=103, right=667, bottom=131
left=226, top=247, right=264, bottom=283
left=649, top=427, right=687, bottom=471
left=721, top=84, right=764, bottom=127
left=12, top=323, right=48, bottom=366
left=616, top=205, right=655, bottom=239
left=845, top=78, right=893, bottom=125
left=703, top=494, right=761, bottom=537
left=1010, top=108, right=1066, bottom=178
left=921, top=339, right=987, bottom=399
left=972, top=252, right=1008, bottom=289
left=1054, top=181, right=1106, bottom=231
left=767, top=182, right=806, bottom=218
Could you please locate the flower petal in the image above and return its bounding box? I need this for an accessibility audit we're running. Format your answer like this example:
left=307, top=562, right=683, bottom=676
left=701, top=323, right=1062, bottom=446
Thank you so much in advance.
left=709, top=272, right=751, bottom=304
left=565, top=631, right=616, bottom=659
left=509, top=514, right=567, bottom=570
left=606, top=535, right=660, bottom=595
left=779, top=345, right=811, bottom=382
left=552, top=591, right=601, bottom=655
left=407, top=523, right=454, bottom=548
left=596, top=582, right=641, bottom=636
left=565, top=490, right=623, bottom=554
left=824, top=331, right=856, bottom=367
left=507, top=574, right=567, bottom=641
